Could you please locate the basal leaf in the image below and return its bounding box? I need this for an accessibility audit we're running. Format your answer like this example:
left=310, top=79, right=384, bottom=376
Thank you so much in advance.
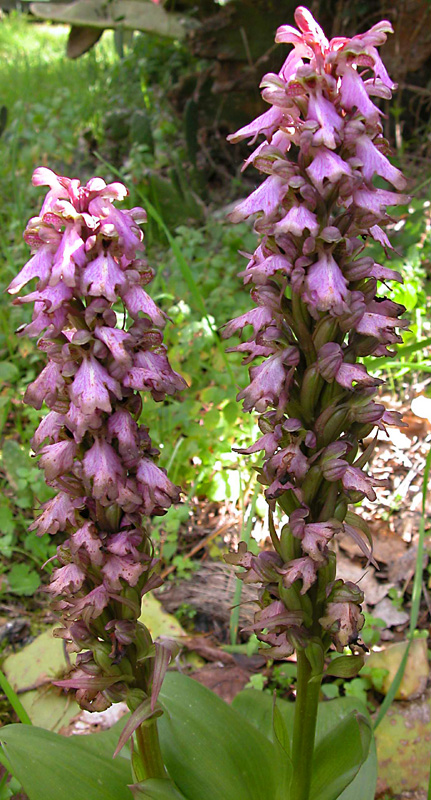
left=131, top=779, right=187, bottom=799
left=233, top=690, right=377, bottom=800
left=232, top=688, right=295, bottom=743
left=315, top=697, right=377, bottom=800
left=0, top=724, right=131, bottom=800
left=310, top=711, right=372, bottom=800
left=159, top=672, right=289, bottom=800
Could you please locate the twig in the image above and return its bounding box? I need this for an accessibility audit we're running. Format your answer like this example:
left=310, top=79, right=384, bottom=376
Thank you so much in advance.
left=0, top=677, right=52, bottom=700
left=160, top=521, right=232, bottom=579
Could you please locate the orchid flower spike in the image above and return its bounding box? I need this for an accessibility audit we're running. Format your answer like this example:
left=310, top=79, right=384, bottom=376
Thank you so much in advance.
left=225, top=6, right=407, bottom=658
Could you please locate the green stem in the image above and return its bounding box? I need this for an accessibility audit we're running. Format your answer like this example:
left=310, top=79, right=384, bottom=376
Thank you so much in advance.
left=135, top=720, right=166, bottom=780
left=290, top=649, right=322, bottom=800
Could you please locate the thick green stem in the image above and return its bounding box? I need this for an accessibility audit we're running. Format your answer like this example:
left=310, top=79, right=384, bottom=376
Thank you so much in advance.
left=135, top=720, right=166, bottom=780
left=290, top=649, right=322, bottom=800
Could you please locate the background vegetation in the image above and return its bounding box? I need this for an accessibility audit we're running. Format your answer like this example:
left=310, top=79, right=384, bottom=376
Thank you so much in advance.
left=0, top=5, right=431, bottom=796
left=0, top=6, right=431, bottom=763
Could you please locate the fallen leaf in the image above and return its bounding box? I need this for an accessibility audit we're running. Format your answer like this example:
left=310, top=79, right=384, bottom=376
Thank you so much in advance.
left=190, top=664, right=251, bottom=703
left=2, top=627, right=79, bottom=731
left=368, top=521, right=408, bottom=565
left=139, top=593, right=186, bottom=640
left=336, top=552, right=392, bottom=606
left=365, top=639, right=428, bottom=699
left=387, top=545, right=427, bottom=584
left=375, top=689, right=431, bottom=795
left=373, top=597, right=410, bottom=628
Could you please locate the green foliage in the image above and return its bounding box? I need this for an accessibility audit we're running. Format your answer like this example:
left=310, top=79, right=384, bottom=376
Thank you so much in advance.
left=364, top=196, right=431, bottom=381
left=269, top=663, right=297, bottom=695
left=361, top=614, right=386, bottom=648
left=0, top=436, right=54, bottom=595
left=132, top=780, right=187, bottom=799
left=0, top=12, right=430, bottom=617
left=232, top=689, right=377, bottom=800
left=159, top=672, right=290, bottom=800
left=0, top=678, right=376, bottom=800
left=0, top=724, right=131, bottom=800
left=343, top=678, right=370, bottom=706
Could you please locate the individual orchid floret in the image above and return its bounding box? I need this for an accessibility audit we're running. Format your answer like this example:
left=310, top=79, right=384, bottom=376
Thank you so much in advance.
left=319, top=580, right=365, bottom=650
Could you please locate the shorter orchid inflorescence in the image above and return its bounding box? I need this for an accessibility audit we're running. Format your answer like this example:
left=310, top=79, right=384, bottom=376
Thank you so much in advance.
left=224, top=0, right=407, bottom=720
left=8, top=169, right=186, bottom=758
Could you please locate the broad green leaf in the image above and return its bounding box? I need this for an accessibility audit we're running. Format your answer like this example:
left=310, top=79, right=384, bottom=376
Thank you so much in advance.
left=325, top=655, right=364, bottom=678
left=273, top=702, right=291, bottom=757
left=232, top=688, right=295, bottom=743
left=131, top=779, right=187, bottom=799
left=0, top=724, right=131, bottom=800
left=310, top=711, right=372, bottom=800
left=159, top=672, right=289, bottom=800
left=337, top=739, right=377, bottom=800
left=233, top=691, right=377, bottom=800
left=0, top=504, right=15, bottom=536
left=315, top=697, right=377, bottom=800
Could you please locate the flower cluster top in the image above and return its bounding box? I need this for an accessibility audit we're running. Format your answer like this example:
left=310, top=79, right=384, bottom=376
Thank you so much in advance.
left=228, top=8, right=407, bottom=333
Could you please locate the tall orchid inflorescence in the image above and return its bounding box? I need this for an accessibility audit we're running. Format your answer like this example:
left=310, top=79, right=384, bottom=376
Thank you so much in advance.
left=8, top=169, right=186, bottom=761
left=225, top=4, right=406, bottom=713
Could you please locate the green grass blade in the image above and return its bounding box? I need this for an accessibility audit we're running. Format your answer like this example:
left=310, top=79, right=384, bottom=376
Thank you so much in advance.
left=229, top=481, right=260, bottom=645
left=0, top=668, right=32, bottom=726
left=365, top=336, right=431, bottom=372
left=374, top=446, right=431, bottom=729
left=379, top=361, right=431, bottom=374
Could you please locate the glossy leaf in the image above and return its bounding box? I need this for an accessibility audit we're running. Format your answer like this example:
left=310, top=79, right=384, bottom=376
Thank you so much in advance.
left=0, top=724, right=131, bottom=800
left=232, top=688, right=295, bottom=743
left=315, top=697, right=377, bottom=800
left=324, top=655, right=364, bottom=678
left=131, top=779, right=187, bottom=799
left=310, top=711, right=372, bottom=800
left=159, top=672, right=289, bottom=800
left=233, top=690, right=377, bottom=800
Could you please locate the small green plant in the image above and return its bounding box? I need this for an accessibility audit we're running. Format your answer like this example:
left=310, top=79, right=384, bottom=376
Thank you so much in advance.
left=270, top=663, right=297, bottom=696
left=174, top=603, right=197, bottom=630
left=361, top=614, right=386, bottom=648
left=387, top=587, right=404, bottom=611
